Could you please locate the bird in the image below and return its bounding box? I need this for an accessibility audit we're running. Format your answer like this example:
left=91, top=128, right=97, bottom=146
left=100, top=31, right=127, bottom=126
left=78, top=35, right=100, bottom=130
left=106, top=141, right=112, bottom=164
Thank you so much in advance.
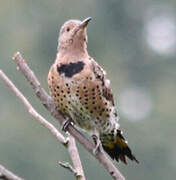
left=48, top=17, right=139, bottom=164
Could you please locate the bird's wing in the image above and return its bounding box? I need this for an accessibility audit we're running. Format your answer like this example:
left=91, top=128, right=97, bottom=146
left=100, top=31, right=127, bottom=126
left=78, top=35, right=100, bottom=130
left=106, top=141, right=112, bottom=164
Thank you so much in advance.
left=90, top=58, right=115, bottom=106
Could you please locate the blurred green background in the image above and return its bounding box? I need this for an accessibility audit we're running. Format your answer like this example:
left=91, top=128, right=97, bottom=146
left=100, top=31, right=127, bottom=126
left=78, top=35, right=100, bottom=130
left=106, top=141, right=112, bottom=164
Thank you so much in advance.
left=0, top=0, right=176, bottom=179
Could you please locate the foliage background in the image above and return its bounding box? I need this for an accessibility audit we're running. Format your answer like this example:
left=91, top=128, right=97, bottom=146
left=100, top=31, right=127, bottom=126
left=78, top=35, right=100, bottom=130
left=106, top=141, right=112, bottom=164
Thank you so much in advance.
left=0, top=0, right=176, bottom=179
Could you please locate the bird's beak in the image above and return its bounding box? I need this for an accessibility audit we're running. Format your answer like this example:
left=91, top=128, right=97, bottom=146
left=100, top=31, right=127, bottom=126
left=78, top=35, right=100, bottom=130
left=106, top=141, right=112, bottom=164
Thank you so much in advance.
left=72, top=17, right=92, bottom=37
left=79, top=17, right=92, bottom=29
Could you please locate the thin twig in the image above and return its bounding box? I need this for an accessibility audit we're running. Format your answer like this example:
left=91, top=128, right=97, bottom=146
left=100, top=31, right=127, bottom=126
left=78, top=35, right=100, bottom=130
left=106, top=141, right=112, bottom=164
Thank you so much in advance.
left=58, top=161, right=78, bottom=176
left=11, top=52, right=125, bottom=180
left=0, top=70, right=86, bottom=179
left=67, top=133, right=86, bottom=180
left=0, top=164, right=24, bottom=180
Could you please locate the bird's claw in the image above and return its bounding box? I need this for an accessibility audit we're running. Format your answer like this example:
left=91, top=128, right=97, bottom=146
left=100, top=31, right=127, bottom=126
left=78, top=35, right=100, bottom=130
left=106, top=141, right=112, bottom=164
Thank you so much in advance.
left=61, top=118, right=71, bottom=132
left=92, top=134, right=101, bottom=155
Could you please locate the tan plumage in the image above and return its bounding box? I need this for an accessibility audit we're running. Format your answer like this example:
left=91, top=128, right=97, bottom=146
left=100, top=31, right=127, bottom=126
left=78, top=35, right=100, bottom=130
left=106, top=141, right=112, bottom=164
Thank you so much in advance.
left=48, top=17, right=139, bottom=164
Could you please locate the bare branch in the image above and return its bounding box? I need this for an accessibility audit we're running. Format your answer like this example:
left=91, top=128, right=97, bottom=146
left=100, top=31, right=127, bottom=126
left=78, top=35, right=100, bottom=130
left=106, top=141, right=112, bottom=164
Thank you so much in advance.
left=67, top=133, right=86, bottom=180
left=10, top=52, right=125, bottom=180
left=0, top=164, right=24, bottom=180
left=0, top=70, right=85, bottom=179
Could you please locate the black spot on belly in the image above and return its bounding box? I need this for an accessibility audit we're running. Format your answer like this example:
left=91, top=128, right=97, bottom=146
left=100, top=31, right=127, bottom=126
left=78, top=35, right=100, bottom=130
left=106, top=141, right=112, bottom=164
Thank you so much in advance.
left=57, top=61, right=85, bottom=78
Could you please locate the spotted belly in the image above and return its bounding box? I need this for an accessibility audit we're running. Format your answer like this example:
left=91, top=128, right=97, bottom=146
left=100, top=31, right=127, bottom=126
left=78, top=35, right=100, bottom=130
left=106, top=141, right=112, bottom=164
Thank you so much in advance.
left=48, top=69, right=118, bottom=134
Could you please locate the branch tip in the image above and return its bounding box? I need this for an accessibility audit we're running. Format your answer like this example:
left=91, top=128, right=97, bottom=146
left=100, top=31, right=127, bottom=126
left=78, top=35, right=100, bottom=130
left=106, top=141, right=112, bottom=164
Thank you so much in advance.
left=0, top=164, right=24, bottom=180
left=58, top=161, right=80, bottom=177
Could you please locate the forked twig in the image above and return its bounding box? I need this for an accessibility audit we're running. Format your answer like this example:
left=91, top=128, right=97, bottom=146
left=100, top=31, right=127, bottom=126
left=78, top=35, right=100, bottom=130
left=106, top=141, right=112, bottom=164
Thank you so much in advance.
left=0, top=70, right=86, bottom=180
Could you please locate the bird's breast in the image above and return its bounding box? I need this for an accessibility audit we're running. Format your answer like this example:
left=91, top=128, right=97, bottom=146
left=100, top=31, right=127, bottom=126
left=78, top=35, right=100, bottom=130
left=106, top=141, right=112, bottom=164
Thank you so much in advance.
left=48, top=61, right=118, bottom=133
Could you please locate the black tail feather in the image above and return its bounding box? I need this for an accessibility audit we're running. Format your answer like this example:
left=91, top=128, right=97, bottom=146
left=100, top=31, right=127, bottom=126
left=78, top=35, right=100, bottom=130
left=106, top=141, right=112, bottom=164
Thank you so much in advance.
left=102, top=142, right=139, bottom=164
left=101, top=130, right=139, bottom=164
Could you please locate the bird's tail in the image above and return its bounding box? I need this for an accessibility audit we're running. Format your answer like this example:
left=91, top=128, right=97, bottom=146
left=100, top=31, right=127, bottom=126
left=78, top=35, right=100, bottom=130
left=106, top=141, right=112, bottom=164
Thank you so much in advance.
left=100, top=129, right=139, bottom=164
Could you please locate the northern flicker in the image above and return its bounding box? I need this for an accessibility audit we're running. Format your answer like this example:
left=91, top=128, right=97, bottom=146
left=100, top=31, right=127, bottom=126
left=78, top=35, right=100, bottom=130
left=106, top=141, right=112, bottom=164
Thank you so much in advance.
left=48, top=17, right=139, bottom=164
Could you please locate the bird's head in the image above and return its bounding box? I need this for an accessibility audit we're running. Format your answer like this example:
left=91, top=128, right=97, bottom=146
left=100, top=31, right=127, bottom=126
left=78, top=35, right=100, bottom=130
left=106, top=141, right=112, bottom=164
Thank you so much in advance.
left=58, top=17, right=91, bottom=54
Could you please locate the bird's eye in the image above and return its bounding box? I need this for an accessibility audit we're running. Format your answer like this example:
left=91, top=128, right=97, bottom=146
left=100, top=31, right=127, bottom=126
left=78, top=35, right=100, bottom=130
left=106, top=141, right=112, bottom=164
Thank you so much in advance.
left=66, top=27, right=70, bottom=32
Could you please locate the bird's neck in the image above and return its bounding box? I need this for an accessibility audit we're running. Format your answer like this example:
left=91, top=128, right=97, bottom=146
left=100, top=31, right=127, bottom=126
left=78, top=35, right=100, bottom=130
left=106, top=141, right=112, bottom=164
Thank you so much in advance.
left=56, top=48, right=88, bottom=65
left=58, top=36, right=88, bottom=53
left=57, top=42, right=88, bottom=63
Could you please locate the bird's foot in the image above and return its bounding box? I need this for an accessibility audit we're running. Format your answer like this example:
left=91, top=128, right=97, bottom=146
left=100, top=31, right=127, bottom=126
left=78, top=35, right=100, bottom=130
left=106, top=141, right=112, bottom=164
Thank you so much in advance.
left=92, top=134, right=102, bottom=155
left=61, top=118, right=71, bottom=132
